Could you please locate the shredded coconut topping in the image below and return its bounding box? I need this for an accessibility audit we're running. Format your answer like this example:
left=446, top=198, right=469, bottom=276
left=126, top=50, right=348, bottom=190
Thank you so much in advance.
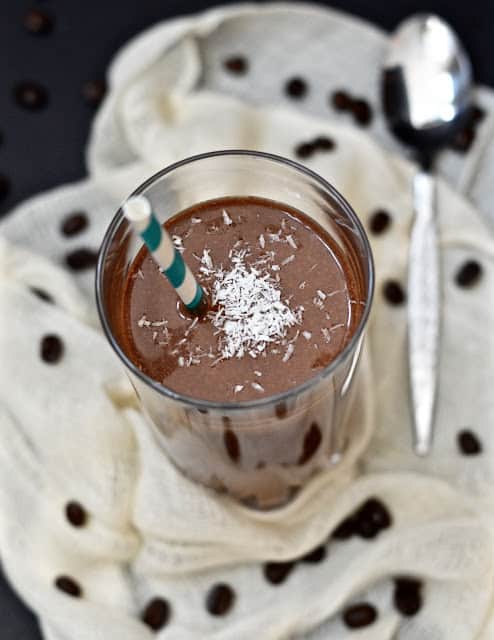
left=222, top=209, right=233, bottom=225
left=172, top=235, right=185, bottom=253
left=209, top=250, right=302, bottom=360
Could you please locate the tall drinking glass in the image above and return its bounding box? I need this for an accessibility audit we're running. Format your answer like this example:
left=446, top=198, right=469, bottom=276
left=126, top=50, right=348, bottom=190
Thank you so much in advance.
left=96, top=151, right=374, bottom=509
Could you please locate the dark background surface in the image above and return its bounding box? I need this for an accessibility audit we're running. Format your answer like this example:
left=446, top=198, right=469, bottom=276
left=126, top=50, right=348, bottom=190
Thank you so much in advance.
left=0, top=0, right=492, bottom=636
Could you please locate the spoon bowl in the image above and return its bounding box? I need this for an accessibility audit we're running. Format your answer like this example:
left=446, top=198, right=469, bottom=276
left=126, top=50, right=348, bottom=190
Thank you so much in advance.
left=382, top=14, right=473, bottom=155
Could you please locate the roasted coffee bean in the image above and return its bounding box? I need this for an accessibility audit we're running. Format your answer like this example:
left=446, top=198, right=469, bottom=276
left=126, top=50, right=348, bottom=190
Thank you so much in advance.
left=65, top=501, right=87, bottom=527
left=205, top=583, right=235, bottom=616
left=457, top=429, right=482, bottom=455
left=314, top=135, right=335, bottom=151
left=285, top=77, right=308, bottom=99
left=263, top=561, right=296, bottom=585
left=141, top=597, right=171, bottom=631
left=383, top=280, right=406, bottom=306
left=65, top=248, right=98, bottom=271
left=355, top=517, right=379, bottom=539
left=55, top=576, right=82, bottom=598
left=455, top=260, right=482, bottom=288
left=224, top=428, right=240, bottom=463
left=472, top=105, right=486, bottom=123
left=0, top=174, right=11, bottom=201
left=223, top=56, right=249, bottom=75
left=295, top=142, right=315, bottom=159
left=61, top=212, right=88, bottom=237
left=451, top=126, right=475, bottom=152
left=301, top=545, right=326, bottom=564
left=40, top=334, right=64, bottom=364
left=343, top=603, right=378, bottom=628
left=30, top=287, right=53, bottom=304
left=352, top=99, right=373, bottom=126
left=331, top=90, right=352, bottom=111
left=24, top=8, right=54, bottom=34
left=356, top=498, right=392, bottom=539
left=82, top=80, right=106, bottom=107
left=298, top=422, right=322, bottom=464
left=331, top=515, right=357, bottom=540
left=369, top=209, right=391, bottom=234
left=14, top=82, right=48, bottom=110
left=393, top=577, right=423, bottom=617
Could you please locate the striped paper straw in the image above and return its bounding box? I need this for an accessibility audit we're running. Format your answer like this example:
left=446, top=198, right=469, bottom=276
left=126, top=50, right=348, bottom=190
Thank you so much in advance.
left=122, top=196, right=205, bottom=311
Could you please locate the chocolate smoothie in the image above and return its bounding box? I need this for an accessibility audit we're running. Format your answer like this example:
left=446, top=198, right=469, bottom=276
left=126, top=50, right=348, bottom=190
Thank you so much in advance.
left=116, top=196, right=365, bottom=403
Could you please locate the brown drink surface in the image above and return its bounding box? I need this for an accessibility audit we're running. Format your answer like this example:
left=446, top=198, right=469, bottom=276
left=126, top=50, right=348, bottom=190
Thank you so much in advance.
left=117, top=196, right=364, bottom=402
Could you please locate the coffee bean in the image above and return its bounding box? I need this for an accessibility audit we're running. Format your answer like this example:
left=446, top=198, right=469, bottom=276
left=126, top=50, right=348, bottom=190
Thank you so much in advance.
left=352, top=99, right=373, bottom=126
left=223, top=56, right=249, bottom=75
left=30, top=287, right=53, bottom=304
left=298, top=422, right=322, bottom=465
left=54, top=576, right=82, bottom=598
left=451, top=126, right=475, bottom=152
left=295, top=142, right=315, bottom=159
left=82, top=80, right=106, bottom=107
left=224, top=428, right=240, bottom=463
left=383, top=280, right=406, bottom=306
left=205, top=583, right=235, bottom=616
left=14, top=82, right=48, bottom=110
left=40, top=334, right=64, bottom=364
left=369, top=209, right=391, bottom=234
left=301, top=545, right=326, bottom=564
left=314, top=136, right=335, bottom=151
left=263, top=561, right=296, bottom=585
left=343, top=603, right=377, bottom=628
left=0, top=174, right=11, bottom=201
left=361, top=498, right=392, bottom=529
left=455, top=260, right=482, bottom=288
left=285, top=77, right=308, bottom=99
left=331, top=515, right=357, bottom=540
left=275, top=402, right=287, bottom=419
left=141, top=597, right=171, bottom=631
left=356, top=498, right=392, bottom=539
left=24, top=9, right=54, bottom=35
left=65, top=248, right=98, bottom=271
left=472, top=105, right=486, bottom=123
left=457, top=429, right=482, bottom=455
left=331, top=90, right=352, bottom=111
left=355, top=517, right=379, bottom=539
left=61, top=212, right=88, bottom=237
left=393, top=577, right=423, bottom=617
left=65, top=501, right=87, bottom=527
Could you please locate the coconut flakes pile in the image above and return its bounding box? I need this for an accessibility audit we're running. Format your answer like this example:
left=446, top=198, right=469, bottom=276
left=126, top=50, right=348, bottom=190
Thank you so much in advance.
left=209, top=249, right=303, bottom=360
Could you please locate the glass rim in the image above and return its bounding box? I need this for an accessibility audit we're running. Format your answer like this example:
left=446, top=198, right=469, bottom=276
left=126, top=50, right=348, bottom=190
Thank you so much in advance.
left=95, top=149, right=375, bottom=412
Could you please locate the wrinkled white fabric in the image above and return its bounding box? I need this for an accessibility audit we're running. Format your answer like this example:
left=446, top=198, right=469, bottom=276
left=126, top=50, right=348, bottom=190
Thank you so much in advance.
left=1, top=4, right=494, bottom=639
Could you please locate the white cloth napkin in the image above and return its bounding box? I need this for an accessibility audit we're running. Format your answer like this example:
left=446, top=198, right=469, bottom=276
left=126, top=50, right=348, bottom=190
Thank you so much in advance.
left=2, top=4, right=494, bottom=639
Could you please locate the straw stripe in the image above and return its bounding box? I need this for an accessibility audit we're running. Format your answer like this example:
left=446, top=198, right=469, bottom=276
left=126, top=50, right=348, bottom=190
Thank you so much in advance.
left=152, top=234, right=175, bottom=270
left=122, top=196, right=205, bottom=311
left=141, top=215, right=162, bottom=252
left=176, top=267, right=201, bottom=306
left=164, top=249, right=186, bottom=288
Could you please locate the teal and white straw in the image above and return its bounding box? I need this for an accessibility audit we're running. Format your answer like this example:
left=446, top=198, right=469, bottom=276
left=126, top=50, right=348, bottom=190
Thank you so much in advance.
left=123, top=195, right=205, bottom=311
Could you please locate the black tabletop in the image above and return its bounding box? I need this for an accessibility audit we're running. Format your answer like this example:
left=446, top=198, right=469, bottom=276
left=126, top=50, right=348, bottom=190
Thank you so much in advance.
left=1, top=1, right=492, bottom=636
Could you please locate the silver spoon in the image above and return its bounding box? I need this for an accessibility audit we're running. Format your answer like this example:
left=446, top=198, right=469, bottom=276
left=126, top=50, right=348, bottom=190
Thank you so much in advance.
left=381, top=14, right=473, bottom=455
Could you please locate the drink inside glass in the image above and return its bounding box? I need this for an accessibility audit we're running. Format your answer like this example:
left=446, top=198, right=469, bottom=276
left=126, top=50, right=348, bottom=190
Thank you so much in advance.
left=96, top=151, right=374, bottom=509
